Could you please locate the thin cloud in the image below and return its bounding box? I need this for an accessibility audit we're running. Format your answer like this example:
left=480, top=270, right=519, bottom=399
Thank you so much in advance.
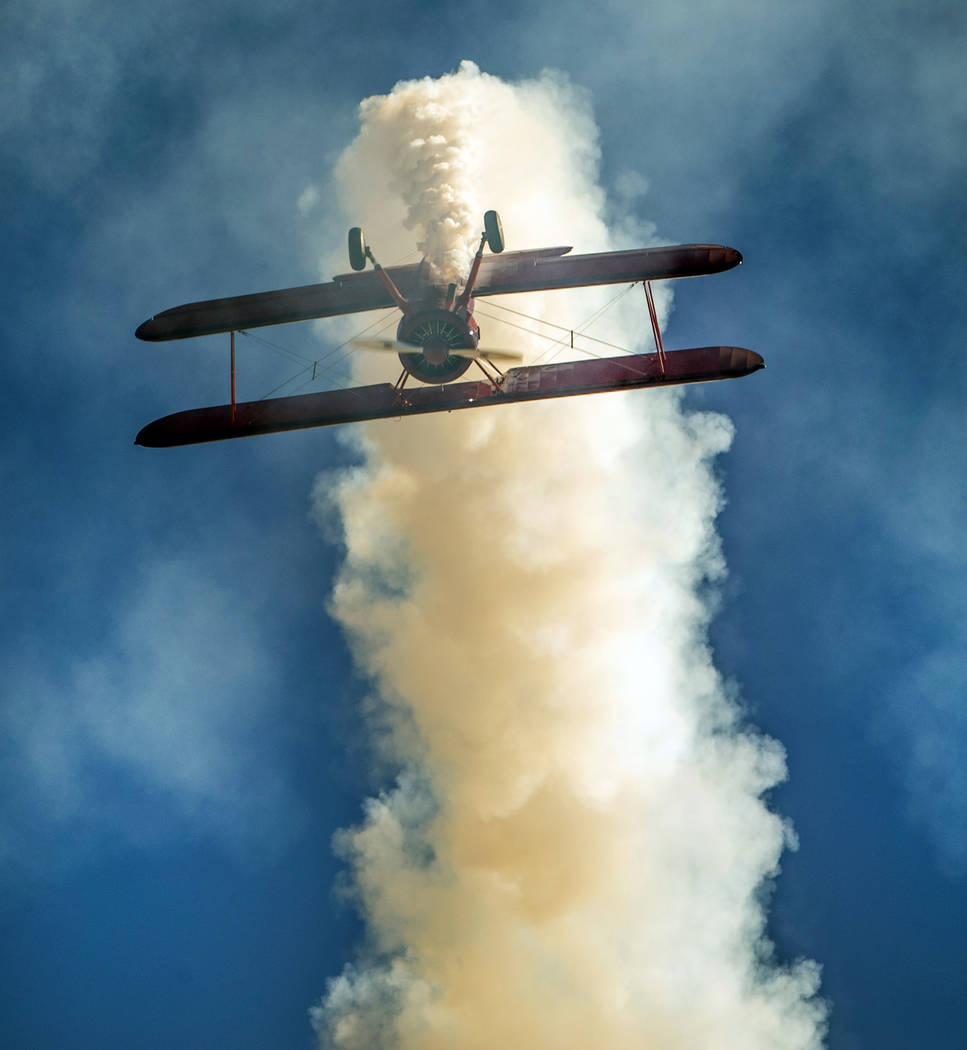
left=0, top=554, right=305, bottom=878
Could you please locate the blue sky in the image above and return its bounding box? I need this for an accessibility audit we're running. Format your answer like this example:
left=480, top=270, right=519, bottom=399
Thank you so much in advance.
left=2, top=2, right=966, bottom=1048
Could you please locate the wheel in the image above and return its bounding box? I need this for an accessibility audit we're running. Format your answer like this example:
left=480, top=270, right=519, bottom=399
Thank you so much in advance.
left=348, top=227, right=367, bottom=271
left=484, top=210, right=504, bottom=254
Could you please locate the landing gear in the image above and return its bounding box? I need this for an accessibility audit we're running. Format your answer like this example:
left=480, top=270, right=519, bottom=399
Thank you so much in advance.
left=348, top=227, right=367, bottom=271
left=484, top=210, right=504, bottom=254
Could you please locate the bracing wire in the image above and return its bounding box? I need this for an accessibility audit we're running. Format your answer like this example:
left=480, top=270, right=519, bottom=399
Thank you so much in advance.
left=236, top=272, right=645, bottom=401
left=243, top=309, right=399, bottom=400
left=475, top=282, right=640, bottom=363
left=243, top=251, right=422, bottom=400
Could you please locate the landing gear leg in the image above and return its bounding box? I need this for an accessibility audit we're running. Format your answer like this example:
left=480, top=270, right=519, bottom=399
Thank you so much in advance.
left=473, top=357, right=504, bottom=390
left=392, top=368, right=412, bottom=407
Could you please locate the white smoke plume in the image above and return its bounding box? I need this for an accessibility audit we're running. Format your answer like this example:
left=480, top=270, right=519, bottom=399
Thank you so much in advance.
left=310, top=62, right=826, bottom=1050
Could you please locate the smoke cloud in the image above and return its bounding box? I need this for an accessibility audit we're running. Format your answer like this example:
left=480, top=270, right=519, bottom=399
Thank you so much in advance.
left=310, top=62, right=826, bottom=1049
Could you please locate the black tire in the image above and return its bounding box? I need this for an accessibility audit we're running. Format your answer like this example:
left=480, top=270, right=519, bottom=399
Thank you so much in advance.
left=484, top=210, right=504, bottom=254
left=348, top=227, right=367, bottom=271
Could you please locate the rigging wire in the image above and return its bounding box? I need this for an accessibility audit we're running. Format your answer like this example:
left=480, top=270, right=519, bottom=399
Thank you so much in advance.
left=244, top=252, right=422, bottom=400
left=475, top=282, right=640, bottom=363
left=243, top=309, right=399, bottom=400
left=236, top=271, right=650, bottom=401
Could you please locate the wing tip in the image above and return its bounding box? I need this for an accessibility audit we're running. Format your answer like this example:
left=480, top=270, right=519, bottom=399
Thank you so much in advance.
left=135, top=318, right=160, bottom=341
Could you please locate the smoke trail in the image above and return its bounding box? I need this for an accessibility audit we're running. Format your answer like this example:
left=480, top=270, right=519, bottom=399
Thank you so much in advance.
left=311, top=63, right=826, bottom=1050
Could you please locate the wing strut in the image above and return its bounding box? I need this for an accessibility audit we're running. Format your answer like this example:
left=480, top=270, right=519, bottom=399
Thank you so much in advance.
left=643, top=281, right=667, bottom=375
left=230, top=331, right=237, bottom=422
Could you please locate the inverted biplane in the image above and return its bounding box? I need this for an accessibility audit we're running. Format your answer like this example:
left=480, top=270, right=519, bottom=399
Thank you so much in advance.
left=135, top=211, right=762, bottom=447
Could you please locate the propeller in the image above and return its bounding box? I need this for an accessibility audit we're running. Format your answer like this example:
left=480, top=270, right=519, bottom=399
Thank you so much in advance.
left=351, top=338, right=523, bottom=363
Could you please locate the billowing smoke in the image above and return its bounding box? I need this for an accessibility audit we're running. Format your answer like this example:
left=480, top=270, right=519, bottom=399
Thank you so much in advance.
left=310, top=62, right=826, bottom=1050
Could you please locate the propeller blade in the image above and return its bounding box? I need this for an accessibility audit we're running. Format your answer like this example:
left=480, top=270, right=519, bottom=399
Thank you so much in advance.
left=450, top=346, right=523, bottom=363
left=351, top=338, right=409, bottom=353
left=351, top=338, right=523, bottom=363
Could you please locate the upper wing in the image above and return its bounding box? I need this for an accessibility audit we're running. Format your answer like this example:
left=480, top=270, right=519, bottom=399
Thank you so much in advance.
left=473, top=244, right=741, bottom=297
left=136, top=246, right=574, bottom=341
left=137, top=262, right=424, bottom=341
left=135, top=244, right=740, bottom=342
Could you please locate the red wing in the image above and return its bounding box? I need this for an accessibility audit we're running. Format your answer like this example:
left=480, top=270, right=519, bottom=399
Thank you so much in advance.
left=137, top=264, right=422, bottom=342
left=136, top=246, right=575, bottom=342
left=135, top=243, right=740, bottom=342
left=472, top=244, right=741, bottom=298
left=135, top=347, right=763, bottom=447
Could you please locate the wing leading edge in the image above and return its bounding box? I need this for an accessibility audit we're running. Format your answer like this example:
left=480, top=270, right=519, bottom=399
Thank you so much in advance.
left=136, top=244, right=741, bottom=342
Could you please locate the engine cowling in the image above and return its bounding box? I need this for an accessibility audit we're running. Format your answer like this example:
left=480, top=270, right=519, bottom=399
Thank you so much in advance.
left=396, top=308, right=477, bottom=384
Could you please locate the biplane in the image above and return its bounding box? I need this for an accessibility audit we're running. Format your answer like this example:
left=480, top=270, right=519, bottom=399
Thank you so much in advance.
left=135, top=210, right=762, bottom=447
